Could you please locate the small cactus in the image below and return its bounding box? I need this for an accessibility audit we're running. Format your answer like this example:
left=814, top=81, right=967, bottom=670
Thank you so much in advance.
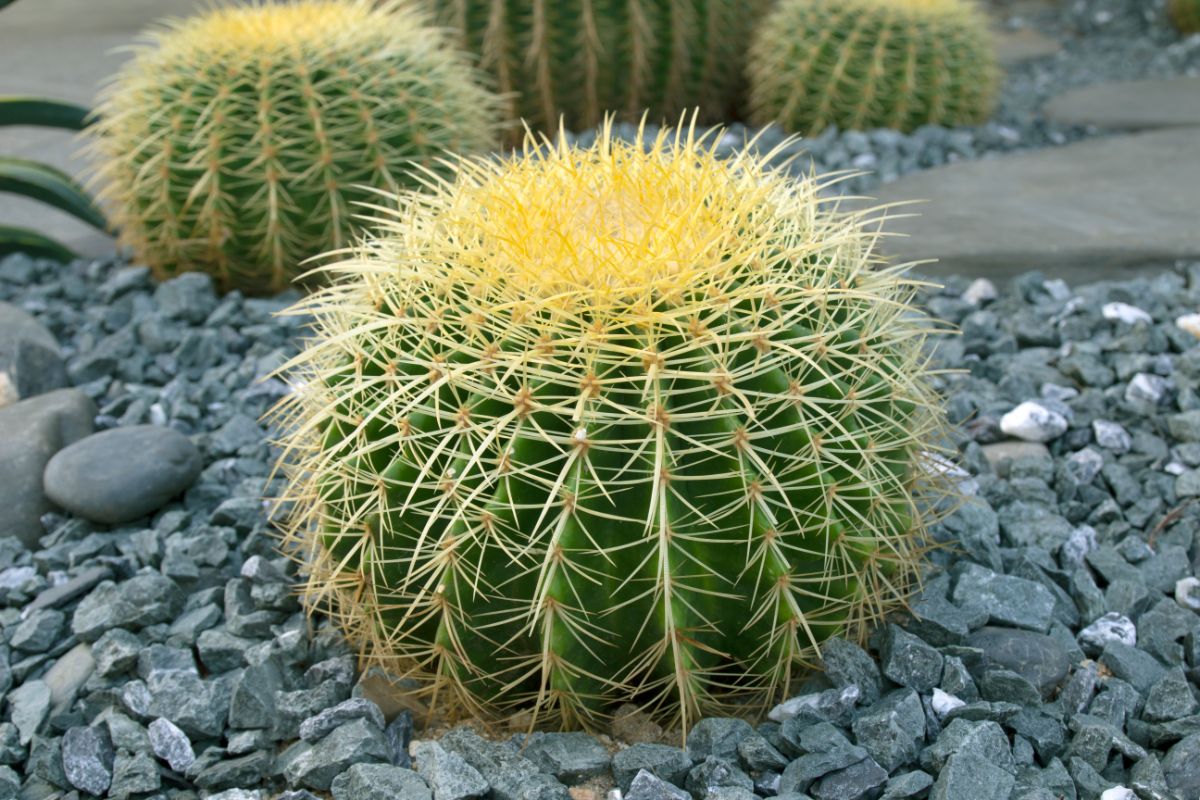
left=89, top=0, right=502, bottom=295
left=1169, top=0, right=1200, bottom=32
left=274, top=120, right=950, bottom=730
left=426, top=0, right=767, bottom=133
left=747, top=0, right=999, bottom=135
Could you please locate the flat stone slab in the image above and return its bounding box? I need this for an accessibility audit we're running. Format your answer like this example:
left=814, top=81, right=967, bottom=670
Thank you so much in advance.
left=993, top=26, right=1063, bottom=66
left=1044, top=78, right=1200, bottom=130
left=861, top=128, right=1200, bottom=283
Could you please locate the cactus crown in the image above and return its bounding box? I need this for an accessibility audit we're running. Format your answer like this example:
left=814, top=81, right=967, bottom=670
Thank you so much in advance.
left=89, top=0, right=501, bottom=296
left=275, top=120, right=950, bottom=730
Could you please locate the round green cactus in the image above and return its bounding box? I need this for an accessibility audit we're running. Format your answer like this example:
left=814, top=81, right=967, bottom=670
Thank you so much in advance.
left=1170, top=0, right=1200, bottom=32
left=426, top=0, right=768, bottom=134
left=747, top=0, right=999, bottom=135
left=89, top=0, right=502, bottom=296
left=274, top=122, right=949, bottom=729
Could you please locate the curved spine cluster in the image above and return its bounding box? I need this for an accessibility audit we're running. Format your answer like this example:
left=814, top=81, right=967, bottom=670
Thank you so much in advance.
left=427, top=0, right=766, bottom=133
left=273, top=120, right=951, bottom=730
left=747, top=0, right=999, bottom=135
left=89, top=0, right=502, bottom=295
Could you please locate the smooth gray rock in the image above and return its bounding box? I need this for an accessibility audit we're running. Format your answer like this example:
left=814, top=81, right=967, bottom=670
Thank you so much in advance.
left=43, top=425, right=202, bottom=524
left=44, top=642, right=95, bottom=712
left=1044, top=78, right=1200, bottom=131
left=524, top=731, right=612, bottom=783
left=967, top=628, right=1070, bottom=699
left=0, top=302, right=67, bottom=405
left=862, top=129, right=1200, bottom=282
left=412, top=740, right=488, bottom=800
left=331, top=763, right=432, bottom=800
left=0, top=388, right=94, bottom=547
left=61, top=725, right=113, bottom=796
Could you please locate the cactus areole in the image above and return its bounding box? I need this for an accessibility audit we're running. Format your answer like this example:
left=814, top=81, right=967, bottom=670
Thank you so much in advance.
left=275, top=121, right=949, bottom=730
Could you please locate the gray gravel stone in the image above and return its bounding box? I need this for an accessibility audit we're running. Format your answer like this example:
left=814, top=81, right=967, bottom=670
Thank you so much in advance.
left=808, top=758, right=888, bottom=800
left=1162, top=733, right=1200, bottom=798
left=8, top=679, right=50, bottom=745
left=148, top=717, right=194, bottom=772
left=10, top=608, right=65, bottom=654
left=611, top=742, right=692, bottom=793
left=627, top=769, right=690, bottom=800
left=438, top=727, right=571, bottom=800
left=820, top=638, right=883, bottom=704
left=280, top=718, right=392, bottom=791
left=109, top=749, right=161, bottom=798
left=880, top=625, right=943, bottom=692
left=43, top=425, right=202, bottom=524
left=331, top=763, right=432, bottom=800
left=524, top=731, right=611, bottom=783
left=881, top=770, right=933, bottom=799
left=61, top=725, right=113, bottom=796
left=412, top=740, right=489, bottom=800
left=930, top=752, right=1015, bottom=800
left=1143, top=667, right=1197, bottom=722
left=300, top=697, right=385, bottom=743
left=953, top=565, right=1056, bottom=632
left=852, top=690, right=927, bottom=773
left=1101, top=641, right=1168, bottom=692
left=0, top=301, right=67, bottom=405
left=72, top=573, right=184, bottom=642
left=685, top=755, right=754, bottom=797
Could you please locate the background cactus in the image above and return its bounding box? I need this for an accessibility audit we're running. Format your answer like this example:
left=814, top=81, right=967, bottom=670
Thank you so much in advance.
left=89, top=0, right=502, bottom=296
left=426, top=0, right=768, bottom=134
left=275, top=121, right=949, bottom=729
left=1169, top=0, right=1200, bottom=32
left=747, top=0, right=999, bottom=136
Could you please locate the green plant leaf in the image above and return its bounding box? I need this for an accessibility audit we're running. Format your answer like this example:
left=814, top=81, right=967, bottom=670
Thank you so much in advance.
left=0, top=157, right=106, bottom=230
left=0, top=96, right=91, bottom=130
left=0, top=224, right=76, bottom=262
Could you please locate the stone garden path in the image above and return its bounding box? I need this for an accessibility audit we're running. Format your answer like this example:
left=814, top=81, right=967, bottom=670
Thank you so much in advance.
left=0, top=0, right=204, bottom=259
left=1044, top=78, right=1200, bottom=130
left=862, top=126, right=1200, bottom=284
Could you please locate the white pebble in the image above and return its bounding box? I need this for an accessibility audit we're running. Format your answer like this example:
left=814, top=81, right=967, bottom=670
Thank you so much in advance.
left=930, top=688, right=965, bottom=718
left=961, top=278, right=998, bottom=306
left=1099, top=788, right=1135, bottom=800
left=1176, top=577, right=1200, bottom=612
left=1125, top=373, right=1167, bottom=405
left=1061, top=525, right=1098, bottom=567
left=1067, top=447, right=1104, bottom=484
left=1091, top=420, right=1131, bottom=453
left=920, top=452, right=979, bottom=496
left=1000, top=401, right=1069, bottom=443
left=1078, top=612, right=1136, bottom=650
left=1166, top=461, right=1189, bottom=476
left=1102, top=302, right=1153, bottom=326
left=1176, top=313, right=1200, bottom=339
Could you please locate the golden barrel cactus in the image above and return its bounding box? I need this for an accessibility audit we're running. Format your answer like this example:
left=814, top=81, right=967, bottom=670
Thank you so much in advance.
left=274, top=120, right=950, bottom=730
left=748, top=0, right=999, bottom=135
left=89, top=0, right=502, bottom=295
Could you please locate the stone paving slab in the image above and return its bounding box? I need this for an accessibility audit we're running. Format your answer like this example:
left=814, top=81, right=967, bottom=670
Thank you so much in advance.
left=858, top=128, right=1200, bottom=284
left=0, top=0, right=208, bottom=259
left=1043, top=77, right=1200, bottom=130
left=993, top=26, right=1064, bottom=66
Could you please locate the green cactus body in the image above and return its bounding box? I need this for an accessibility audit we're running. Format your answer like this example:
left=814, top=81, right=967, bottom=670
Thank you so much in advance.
left=1170, top=0, right=1200, bottom=32
left=275, top=122, right=948, bottom=729
left=428, top=0, right=767, bottom=133
left=747, top=0, right=999, bottom=136
left=89, top=0, right=501, bottom=296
